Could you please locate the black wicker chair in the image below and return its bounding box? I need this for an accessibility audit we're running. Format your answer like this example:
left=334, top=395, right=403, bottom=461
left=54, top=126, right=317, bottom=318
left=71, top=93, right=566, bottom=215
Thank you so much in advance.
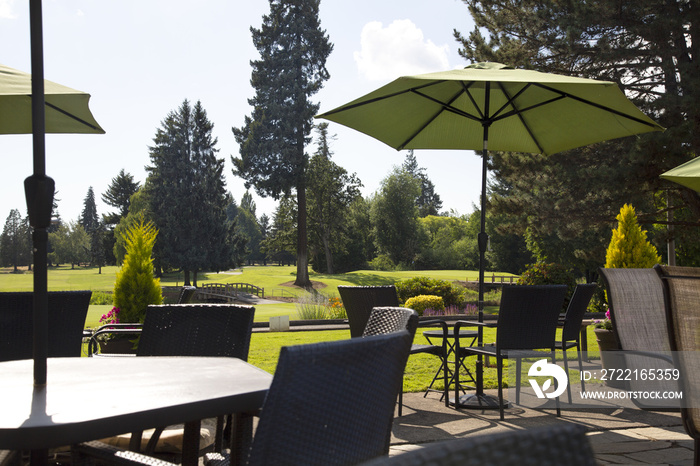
left=362, top=307, right=448, bottom=416
left=454, top=285, right=568, bottom=420
left=556, top=282, right=597, bottom=403
left=356, top=423, right=595, bottom=466
left=338, top=286, right=400, bottom=338
left=599, top=267, right=678, bottom=410
left=0, top=290, right=91, bottom=361
left=79, top=304, right=256, bottom=460
left=656, top=265, right=700, bottom=465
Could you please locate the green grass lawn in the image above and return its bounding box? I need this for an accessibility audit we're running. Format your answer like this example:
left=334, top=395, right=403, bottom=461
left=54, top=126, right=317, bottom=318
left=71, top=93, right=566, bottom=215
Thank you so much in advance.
left=248, top=326, right=602, bottom=392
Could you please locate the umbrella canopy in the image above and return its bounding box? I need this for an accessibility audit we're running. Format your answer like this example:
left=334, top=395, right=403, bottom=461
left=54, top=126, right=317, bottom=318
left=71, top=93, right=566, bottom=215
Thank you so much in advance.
left=660, top=157, right=700, bottom=193
left=317, top=62, right=662, bottom=154
left=317, top=62, right=663, bottom=408
left=0, top=63, right=104, bottom=135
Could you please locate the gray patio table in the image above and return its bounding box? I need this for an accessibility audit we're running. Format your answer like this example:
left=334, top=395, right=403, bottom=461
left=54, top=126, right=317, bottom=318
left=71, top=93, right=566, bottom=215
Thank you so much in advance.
left=0, top=356, right=272, bottom=466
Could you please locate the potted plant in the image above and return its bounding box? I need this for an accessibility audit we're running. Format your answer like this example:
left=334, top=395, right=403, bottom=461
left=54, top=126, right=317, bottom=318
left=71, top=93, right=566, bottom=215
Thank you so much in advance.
left=590, top=307, right=626, bottom=388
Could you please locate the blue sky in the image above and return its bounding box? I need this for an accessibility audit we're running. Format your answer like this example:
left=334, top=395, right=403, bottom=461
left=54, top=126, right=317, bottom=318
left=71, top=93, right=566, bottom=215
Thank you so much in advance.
left=0, top=0, right=482, bottom=225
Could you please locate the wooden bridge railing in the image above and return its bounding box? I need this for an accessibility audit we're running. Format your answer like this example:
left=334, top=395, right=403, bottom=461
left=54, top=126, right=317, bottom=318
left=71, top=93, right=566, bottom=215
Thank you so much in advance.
left=198, top=283, right=265, bottom=301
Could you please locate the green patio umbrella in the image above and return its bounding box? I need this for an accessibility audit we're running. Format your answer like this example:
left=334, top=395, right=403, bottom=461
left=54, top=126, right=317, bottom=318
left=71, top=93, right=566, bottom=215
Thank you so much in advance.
left=0, top=63, right=104, bottom=134
left=660, top=157, right=700, bottom=193
left=317, top=62, right=663, bottom=408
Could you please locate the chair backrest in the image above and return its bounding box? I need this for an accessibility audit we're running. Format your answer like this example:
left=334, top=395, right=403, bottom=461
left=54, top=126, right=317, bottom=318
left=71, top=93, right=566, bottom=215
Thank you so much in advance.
left=600, top=267, right=678, bottom=409
left=338, top=286, right=399, bottom=338
left=496, top=285, right=567, bottom=351
left=356, top=423, right=596, bottom=466
left=656, top=265, right=700, bottom=434
left=137, top=304, right=255, bottom=359
left=0, top=290, right=92, bottom=362
left=177, top=286, right=197, bottom=304
left=247, top=331, right=413, bottom=466
left=362, top=307, right=418, bottom=338
left=598, top=268, right=669, bottom=352
left=561, top=283, right=597, bottom=342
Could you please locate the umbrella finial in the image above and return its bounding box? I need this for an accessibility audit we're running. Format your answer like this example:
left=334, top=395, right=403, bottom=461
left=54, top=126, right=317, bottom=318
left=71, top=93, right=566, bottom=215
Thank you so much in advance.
left=465, top=62, right=513, bottom=70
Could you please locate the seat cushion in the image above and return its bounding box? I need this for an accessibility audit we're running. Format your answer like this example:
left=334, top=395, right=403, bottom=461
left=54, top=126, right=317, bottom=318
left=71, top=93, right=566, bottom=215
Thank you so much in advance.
left=98, top=418, right=217, bottom=453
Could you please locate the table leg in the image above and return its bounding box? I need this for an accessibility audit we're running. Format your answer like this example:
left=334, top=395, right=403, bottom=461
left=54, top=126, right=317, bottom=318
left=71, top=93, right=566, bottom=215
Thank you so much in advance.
left=230, top=413, right=254, bottom=466
left=182, top=420, right=201, bottom=466
left=30, top=448, right=48, bottom=466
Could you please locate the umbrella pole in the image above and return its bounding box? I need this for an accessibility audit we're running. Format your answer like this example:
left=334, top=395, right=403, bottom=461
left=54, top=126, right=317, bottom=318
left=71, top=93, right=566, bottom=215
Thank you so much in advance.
left=28, top=0, right=54, bottom=389
left=454, top=127, right=502, bottom=409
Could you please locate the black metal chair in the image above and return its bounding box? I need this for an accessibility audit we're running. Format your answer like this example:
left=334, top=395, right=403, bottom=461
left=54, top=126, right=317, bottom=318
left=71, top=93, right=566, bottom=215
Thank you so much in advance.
left=355, top=423, right=595, bottom=466
left=454, top=285, right=568, bottom=420
left=556, top=282, right=597, bottom=402
left=75, top=332, right=414, bottom=466
left=656, top=265, right=700, bottom=465
left=338, top=285, right=400, bottom=338
left=177, top=285, right=197, bottom=304
left=0, top=290, right=92, bottom=361
left=362, top=307, right=448, bottom=416
left=79, top=304, right=256, bottom=460
left=599, top=267, right=678, bottom=410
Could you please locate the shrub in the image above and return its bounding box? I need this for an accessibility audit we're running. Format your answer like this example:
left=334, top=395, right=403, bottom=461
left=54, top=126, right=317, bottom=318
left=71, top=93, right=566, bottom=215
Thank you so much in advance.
left=368, top=254, right=396, bottom=271
left=605, top=203, right=661, bottom=268
left=424, top=303, right=479, bottom=317
left=395, top=276, right=465, bottom=307
left=518, top=262, right=577, bottom=310
left=113, top=217, right=163, bottom=323
left=404, top=295, right=445, bottom=316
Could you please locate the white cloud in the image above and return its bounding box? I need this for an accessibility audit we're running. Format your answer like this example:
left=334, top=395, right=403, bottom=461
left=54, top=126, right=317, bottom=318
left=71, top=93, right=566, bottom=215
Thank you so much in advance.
left=354, top=19, right=450, bottom=81
left=0, top=0, right=17, bottom=19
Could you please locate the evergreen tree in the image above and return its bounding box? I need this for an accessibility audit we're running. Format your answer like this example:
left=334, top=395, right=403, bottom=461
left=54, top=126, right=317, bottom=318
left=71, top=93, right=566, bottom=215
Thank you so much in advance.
left=233, top=0, right=333, bottom=287
left=0, top=209, right=31, bottom=271
left=113, top=217, right=163, bottom=323
left=307, top=123, right=362, bottom=273
left=403, top=151, right=443, bottom=217
left=261, top=197, right=297, bottom=266
left=146, top=99, right=240, bottom=285
left=79, top=187, right=100, bottom=234
left=240, top=191, right=257, bottom=217
left=102, top=169, right=140, bottom=226
left=605, top=204, right=661, bottom=269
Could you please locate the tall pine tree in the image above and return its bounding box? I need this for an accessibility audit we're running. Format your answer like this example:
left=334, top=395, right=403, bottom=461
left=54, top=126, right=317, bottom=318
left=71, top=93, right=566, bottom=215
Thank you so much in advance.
left=146, top=99, right=239, bottom=285
left=102, top=169, right=140, bottom=226
left=233, top=0, right=333, bottom=288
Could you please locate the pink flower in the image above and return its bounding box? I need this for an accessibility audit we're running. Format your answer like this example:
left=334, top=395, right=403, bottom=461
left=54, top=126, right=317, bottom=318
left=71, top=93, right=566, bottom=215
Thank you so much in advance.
left=605, top=309, right=611, bottom=320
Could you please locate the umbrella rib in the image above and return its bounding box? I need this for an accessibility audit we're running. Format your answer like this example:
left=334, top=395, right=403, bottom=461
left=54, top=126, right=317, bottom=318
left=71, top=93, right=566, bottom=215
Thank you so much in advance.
left=43, top=100, right=102, bottom=131
left=317, top=81, right=444, bottom=117
left=397, top=87, right=470, bottom=149
left=532, top=82, right=661, bottom=129
left=493, top=82, right=547, bottom=154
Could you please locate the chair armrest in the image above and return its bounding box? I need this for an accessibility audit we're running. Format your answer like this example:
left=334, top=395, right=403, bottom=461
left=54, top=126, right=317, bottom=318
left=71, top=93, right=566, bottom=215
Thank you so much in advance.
left=455, top=320, right=495, bottom=330
left=88, top=325, right=143, bottom=356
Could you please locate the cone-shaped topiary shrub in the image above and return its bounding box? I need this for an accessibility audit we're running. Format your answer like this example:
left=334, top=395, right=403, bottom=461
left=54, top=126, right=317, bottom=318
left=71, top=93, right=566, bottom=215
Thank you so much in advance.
left=605, top=204, right=661, bottom=269
left=113, top=217, right=163, bottom=323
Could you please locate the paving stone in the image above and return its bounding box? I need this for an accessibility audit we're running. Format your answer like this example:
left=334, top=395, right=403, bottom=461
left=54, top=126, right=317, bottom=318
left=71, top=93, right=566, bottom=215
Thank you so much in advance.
left=625, top=446, right=694, bottom=464
left=593, top=440, right=672, bottom=455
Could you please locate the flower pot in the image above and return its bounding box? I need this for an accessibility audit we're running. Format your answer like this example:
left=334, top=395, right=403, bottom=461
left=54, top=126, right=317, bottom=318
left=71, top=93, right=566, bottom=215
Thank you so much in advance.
left=98, top=338, right=138, bottom=355
left=593, top=328, right=626, bottom=389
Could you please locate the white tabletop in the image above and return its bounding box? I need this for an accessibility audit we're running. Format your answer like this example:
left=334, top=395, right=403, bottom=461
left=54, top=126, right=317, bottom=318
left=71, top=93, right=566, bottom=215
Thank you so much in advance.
left=0, top=356, right=272, bottom=451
